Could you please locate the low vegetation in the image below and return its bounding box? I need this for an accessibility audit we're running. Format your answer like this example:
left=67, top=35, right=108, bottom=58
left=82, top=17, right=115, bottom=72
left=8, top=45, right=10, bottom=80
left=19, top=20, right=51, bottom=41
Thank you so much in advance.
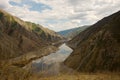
left=29, top=73, right=120, bottom=80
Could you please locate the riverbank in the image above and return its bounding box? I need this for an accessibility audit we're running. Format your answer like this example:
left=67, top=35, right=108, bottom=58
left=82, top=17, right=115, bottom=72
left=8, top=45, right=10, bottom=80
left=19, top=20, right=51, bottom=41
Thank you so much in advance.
left=28, top=44, right=73, bottom=75
left=0, top=45, right=59, bottom=80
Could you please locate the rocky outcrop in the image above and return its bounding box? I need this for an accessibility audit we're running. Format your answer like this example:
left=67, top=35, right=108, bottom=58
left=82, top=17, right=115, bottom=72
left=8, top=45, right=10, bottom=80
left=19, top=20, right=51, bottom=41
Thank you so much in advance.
left=65, top=10, right=120, bottom=72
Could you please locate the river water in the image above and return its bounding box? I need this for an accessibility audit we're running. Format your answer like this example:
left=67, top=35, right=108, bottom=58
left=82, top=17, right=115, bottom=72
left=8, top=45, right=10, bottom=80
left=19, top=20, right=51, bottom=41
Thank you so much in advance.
left=31, top=43, right=73, bottom=75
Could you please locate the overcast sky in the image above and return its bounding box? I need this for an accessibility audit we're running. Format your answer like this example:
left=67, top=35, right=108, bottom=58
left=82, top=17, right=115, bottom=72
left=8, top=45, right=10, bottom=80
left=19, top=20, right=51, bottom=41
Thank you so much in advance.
left=0, top=0, right=120, bottom=31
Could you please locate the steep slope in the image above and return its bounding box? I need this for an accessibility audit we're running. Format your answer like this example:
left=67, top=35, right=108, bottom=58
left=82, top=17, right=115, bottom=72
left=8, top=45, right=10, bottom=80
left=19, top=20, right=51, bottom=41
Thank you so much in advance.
left=64, top=10, right=120, bottom=72
left=0, top=9, right=62, bottom=60
left=58, top=26, right=89, bottom=39
left=26, top=22, right=62, bottom=42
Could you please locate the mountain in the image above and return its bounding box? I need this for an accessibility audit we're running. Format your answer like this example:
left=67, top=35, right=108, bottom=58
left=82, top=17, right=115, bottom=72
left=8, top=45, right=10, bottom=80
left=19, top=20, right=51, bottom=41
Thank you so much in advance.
left=0, top=9, right=64, bottom=80
left=58, top=26, right=89, bottom=39
left=0, top=9, right=63, bottom=60
left=58, top=27, right=80, bottom=36
left=64, top=10, right=120, bottom=72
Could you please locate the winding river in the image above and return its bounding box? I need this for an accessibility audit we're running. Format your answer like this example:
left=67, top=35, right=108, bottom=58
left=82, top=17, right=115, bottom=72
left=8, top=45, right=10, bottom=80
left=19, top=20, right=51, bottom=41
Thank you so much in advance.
left=31, top=43, right=73, bottom=75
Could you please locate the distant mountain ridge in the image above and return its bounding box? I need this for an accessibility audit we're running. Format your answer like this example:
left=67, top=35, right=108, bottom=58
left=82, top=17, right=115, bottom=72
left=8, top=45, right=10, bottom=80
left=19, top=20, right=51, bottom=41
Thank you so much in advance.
left=65, top=10, right=120, bottom=72
left=58, top=26, right=89, bottom=39
left=58, top=27, right=80, bottom=35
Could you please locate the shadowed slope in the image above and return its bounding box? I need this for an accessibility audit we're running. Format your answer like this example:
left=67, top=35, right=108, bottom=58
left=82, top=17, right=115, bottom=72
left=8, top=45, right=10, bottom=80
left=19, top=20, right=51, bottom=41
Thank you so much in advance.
left=65, top=10, right=120, bottom=72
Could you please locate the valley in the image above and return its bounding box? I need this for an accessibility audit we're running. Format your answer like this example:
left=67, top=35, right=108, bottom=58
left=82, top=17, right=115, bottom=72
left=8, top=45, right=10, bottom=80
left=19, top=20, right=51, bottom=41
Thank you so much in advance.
left=30, top=43, right=73, bottom=75
left=0, top=1, right=120, bottom=80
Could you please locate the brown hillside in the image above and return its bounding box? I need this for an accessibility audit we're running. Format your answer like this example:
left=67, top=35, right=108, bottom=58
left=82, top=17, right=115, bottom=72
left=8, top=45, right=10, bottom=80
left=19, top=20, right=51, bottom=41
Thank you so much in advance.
left=65, top=10, right=120, bottom=72
left=0, top=9, right=62, bottom=60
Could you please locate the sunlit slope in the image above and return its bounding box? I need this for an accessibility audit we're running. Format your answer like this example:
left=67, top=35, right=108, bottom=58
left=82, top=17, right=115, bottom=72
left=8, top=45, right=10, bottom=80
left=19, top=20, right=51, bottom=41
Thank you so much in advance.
left=0, top=9, right=63, bottom=60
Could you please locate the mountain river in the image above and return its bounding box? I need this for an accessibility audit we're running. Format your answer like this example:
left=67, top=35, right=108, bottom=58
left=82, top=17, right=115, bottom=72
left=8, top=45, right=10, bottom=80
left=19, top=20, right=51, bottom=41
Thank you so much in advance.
left=31, top=43, right=73, bottom=75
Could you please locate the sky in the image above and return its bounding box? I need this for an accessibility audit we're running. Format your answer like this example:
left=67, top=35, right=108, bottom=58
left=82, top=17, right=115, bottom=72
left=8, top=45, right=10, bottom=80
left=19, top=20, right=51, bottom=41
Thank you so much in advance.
left=0, top=0, right=120, bottom=31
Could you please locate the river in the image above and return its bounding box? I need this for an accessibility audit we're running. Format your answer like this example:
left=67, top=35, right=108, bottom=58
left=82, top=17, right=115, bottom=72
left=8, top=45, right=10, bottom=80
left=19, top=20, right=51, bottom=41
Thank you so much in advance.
left=31, top=43, right=73, bottom=75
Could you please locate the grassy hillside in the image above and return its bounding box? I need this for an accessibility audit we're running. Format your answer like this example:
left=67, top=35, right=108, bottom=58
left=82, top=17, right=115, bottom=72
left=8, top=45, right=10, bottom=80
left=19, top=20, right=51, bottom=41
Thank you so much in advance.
left=0, top=9, right=62, bottom=60
left=65, top=10, right=120, bottom=72
left=0, top=9, right=63, bottom=80
left=33, top=73, right=120, bottom=80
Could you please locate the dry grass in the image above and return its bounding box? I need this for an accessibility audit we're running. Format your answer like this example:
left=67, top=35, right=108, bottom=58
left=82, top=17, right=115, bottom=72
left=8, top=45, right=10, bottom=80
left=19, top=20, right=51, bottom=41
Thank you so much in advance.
left=29, top=73, right=120, bottom=80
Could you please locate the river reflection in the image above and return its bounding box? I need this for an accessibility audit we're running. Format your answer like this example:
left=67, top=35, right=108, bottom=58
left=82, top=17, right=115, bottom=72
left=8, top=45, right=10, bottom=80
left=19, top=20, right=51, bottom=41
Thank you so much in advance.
left=31, top=43, right=73, bottom=74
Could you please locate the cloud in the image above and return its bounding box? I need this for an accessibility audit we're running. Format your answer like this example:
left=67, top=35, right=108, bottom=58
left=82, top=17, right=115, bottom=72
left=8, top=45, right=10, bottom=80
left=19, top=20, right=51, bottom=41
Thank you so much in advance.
left=10, top=0, right=22, bottom=3
left=0, top=0, right=120, bottom=31
left=47, top=21, right=81, bottom=31
left=0, top=0, right=12, bottom=9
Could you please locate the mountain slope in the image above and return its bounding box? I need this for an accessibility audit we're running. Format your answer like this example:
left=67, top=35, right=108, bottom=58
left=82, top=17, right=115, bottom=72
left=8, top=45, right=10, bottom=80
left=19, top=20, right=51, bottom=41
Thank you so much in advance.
left=58, top=27, right=80, bottom=36
left=0, top=9, right=62, bottom=60
left=64, top=10, right=120, bottom=72
left=58, top=26, right=89, bottom=39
